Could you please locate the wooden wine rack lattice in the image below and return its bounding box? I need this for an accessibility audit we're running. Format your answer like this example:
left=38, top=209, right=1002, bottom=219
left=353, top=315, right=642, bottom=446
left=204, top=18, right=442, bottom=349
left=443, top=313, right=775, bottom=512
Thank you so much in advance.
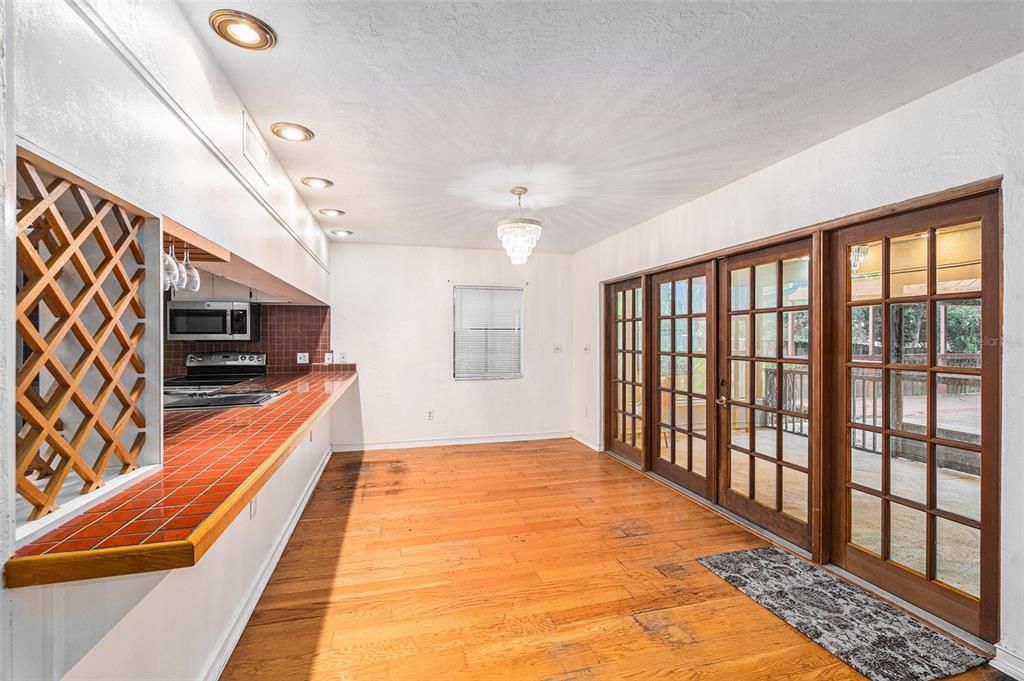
left=14, top=157, right=147, bottom=520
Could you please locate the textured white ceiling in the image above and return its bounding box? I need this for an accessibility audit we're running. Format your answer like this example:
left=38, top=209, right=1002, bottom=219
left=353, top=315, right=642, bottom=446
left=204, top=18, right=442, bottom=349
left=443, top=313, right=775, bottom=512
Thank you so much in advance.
left=179, top=1, right=1024, bottom=253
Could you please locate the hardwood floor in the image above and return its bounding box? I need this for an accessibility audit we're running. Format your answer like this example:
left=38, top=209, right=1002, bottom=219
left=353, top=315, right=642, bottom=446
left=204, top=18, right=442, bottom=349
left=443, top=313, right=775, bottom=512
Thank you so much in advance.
left=221, top=439, right=1004, bottom=680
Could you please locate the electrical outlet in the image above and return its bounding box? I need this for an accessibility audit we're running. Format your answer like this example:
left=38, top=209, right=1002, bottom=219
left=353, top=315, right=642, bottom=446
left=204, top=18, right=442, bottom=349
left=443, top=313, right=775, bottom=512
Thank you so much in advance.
left=553, top=343, right=563, bottom=353
left=324, top=351, right=334, bottom=364
left=338, top=352, right=348, bottom=362
left=296, top=352, right=309, bottom=364
left=584, top=344, right=592, bottom=354
left=426, top=410, right=434, bottom=421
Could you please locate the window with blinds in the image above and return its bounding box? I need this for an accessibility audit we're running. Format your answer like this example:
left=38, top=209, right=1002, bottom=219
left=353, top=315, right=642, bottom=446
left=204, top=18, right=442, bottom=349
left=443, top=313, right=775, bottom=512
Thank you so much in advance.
left=453, top=286, right=524, bottom=380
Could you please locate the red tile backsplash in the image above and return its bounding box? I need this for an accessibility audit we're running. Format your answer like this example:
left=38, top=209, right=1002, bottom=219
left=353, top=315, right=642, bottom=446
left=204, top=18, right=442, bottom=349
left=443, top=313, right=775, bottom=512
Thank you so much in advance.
left=164, top=304, right=331, bottom=377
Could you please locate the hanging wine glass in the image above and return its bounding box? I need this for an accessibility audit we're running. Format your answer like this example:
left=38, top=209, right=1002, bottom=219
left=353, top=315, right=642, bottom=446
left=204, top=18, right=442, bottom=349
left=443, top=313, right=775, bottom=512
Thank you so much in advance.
left=174, top=242, right=188, bottom=290
left=182, top=245, right=201, bottom=292
left=162, top=241, right=180, bottom=291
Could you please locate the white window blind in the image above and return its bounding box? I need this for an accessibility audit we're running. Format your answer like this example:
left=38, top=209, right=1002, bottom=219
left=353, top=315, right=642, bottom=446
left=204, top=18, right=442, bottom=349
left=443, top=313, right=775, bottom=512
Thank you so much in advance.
left=453, top=286, right=524, bottom=380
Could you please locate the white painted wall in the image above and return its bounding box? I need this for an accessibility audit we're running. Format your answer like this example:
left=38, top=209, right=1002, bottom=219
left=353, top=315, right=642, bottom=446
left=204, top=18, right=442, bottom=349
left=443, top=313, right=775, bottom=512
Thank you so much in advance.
left=13, top=0, right=330, bottom=302
left=570, top=53, right=1024, bottom=672
left=11, top=414, right=333, bottom=681
left=329, top=243, right=572, bottom=449
left=1, top=0, right=18, bottom=676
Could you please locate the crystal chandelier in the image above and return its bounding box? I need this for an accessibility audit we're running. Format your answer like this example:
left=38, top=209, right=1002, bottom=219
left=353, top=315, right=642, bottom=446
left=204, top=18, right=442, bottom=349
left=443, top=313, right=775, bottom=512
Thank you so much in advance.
left=849, top=244, right=870, bottom=274
left=496, top=186, right=542, bottom=265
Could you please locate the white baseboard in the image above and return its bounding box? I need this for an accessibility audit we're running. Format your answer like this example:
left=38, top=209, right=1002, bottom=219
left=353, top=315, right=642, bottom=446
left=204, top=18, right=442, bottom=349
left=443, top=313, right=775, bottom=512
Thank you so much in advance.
left=200, top=445, right=332, bottom=681
left=571, top=432, right=602, bottom=452
left=993, top=644, right=1024, bottom=680
left=332, top=430, right=572, bottom=452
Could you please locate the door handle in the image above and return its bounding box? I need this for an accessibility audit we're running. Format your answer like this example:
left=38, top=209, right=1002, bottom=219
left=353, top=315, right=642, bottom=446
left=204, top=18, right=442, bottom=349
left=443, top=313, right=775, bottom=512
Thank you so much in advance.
left=715, top=396, right=728, bottom=407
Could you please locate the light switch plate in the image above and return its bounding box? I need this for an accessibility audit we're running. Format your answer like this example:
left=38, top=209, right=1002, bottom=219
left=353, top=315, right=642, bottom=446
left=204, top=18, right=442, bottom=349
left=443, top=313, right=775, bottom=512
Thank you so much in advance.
left=553, top=344, right=563, bottom=353
left=296, top=352, right=309, bottom=364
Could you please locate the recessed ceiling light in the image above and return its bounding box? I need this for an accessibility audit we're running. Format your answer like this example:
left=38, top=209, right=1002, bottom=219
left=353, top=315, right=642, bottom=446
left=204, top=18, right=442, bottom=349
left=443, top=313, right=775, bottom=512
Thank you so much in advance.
left=209, top=10, right=276, bottom=50
left=301, top=176, right=334, bottom=189
left=271, top=122, right=315, bottom=142
left=319, top=208, right=346, bottom=217
left=331, top=230, right=354, bottom=237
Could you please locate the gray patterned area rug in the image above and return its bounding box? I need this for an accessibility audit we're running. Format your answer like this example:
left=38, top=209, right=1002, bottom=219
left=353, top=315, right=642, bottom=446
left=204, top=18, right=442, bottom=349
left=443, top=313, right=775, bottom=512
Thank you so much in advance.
left=698, top=547, right=985, bottom=681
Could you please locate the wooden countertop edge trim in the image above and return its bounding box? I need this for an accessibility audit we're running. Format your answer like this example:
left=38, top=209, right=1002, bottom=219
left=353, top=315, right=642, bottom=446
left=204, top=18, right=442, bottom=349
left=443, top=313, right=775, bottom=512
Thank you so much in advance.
left=3, top=541, right=195, bottom=588
left=3, top=373, right=357, bottom=589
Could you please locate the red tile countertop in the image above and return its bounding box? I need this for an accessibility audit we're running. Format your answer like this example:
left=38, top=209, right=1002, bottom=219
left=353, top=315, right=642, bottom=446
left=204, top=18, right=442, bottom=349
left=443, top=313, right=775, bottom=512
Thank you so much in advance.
left=4, top=370, right=356, bottom=587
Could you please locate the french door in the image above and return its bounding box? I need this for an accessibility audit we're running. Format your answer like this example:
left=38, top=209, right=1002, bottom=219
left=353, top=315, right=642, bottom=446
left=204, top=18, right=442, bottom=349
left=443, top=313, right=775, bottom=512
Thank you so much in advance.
left=604, top=278, right=644, bottom=466
left=829, top=193, right=1000, bottom=640
left=718, top=240, right=814, bottom=549
left=650, top=262, right=715, bottom=497
left=600, top=184, right=1000, bottom=642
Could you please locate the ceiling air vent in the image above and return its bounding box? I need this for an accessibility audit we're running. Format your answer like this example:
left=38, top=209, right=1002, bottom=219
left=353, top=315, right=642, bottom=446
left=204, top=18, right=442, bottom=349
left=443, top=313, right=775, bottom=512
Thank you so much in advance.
left=242, top=109, right=270, bottom=183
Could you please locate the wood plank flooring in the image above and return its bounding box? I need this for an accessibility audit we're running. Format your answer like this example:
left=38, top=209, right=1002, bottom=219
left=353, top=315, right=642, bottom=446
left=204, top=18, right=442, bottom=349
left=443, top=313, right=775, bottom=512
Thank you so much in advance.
left=221, top=439, right=1004, bottom=680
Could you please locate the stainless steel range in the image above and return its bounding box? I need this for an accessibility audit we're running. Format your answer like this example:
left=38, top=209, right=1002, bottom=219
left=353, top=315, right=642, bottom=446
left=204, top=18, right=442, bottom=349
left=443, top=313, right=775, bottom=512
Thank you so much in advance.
left=164, top=351, right=284, bottom=410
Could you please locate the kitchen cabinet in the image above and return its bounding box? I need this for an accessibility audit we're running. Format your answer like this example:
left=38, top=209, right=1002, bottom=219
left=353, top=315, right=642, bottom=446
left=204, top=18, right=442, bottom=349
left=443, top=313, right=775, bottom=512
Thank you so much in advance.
left=169, top=270, right=292, bottom=304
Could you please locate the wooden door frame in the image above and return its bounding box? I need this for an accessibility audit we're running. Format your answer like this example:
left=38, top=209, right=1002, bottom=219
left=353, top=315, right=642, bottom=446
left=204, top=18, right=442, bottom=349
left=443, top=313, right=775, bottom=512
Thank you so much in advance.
left=810, top=231, right=829, bottom=562
left=826, top=190, right=1001, bottom=641
left=600, top=177, right=1000, bottom=287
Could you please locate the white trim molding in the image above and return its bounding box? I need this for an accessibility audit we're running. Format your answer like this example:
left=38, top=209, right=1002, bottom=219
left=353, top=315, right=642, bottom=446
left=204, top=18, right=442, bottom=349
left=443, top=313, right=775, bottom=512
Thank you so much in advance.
left=1, top=1, right=19, bottom=678
left=571, top=432, right=602, bottom=452
left=64, top=0, right=329, bottom=273
left=332, top=430, right=572, bottom=452
left=993, top=644, right=1024, bottom=680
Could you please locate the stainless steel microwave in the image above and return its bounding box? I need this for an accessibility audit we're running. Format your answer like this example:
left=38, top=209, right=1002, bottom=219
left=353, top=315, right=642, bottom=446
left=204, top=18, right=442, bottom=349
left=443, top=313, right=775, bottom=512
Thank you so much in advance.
left=166, top=302, right=261, bottom=342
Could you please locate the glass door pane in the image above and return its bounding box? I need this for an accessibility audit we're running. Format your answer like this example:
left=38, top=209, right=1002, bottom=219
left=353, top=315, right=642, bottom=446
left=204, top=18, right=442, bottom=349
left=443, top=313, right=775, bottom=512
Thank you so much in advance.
left=844, top=224, right=984, bottom=593
left=845, top=224, right=985, bottom=584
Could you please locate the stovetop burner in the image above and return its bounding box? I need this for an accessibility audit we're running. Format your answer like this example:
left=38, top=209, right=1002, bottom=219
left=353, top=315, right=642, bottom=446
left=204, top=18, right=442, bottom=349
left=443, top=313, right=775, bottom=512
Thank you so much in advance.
left=164, top=390, right=283, bottom=410
left=164, top=375, right=257, bottom=389
left=164, top=351, right=276, bottom=409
